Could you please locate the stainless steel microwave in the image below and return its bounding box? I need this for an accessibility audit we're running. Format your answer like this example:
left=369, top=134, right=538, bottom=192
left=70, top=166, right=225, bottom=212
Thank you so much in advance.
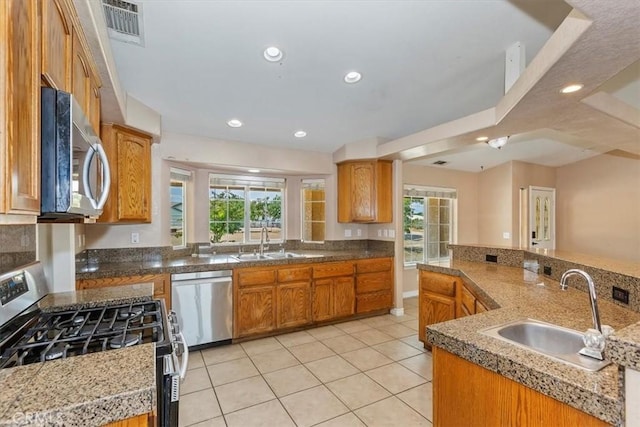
left=40, top=88, right=110, bottom=219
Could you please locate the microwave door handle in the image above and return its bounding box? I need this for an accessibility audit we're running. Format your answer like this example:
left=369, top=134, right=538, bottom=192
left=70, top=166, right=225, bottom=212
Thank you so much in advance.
left=94, top=144, right=111, bottom=210
left=82, top=148, right=99, bottom=209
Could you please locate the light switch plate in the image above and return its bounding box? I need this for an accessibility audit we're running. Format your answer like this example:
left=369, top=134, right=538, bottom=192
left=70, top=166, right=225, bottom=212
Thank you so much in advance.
left=357, top=229, right=362, bottom=237
left=344, top=229, right=352, bottom=237
left=131, top=232, right=140, bottom=244
left=503, top=232, right=510, bottom=239
left=389, top=229, right=395, bottom=238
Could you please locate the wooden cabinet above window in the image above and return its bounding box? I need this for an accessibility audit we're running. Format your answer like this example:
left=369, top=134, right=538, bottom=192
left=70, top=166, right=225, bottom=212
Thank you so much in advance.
left=337, top=160, right=392, bottom=223
left=98, top=124, right=152, bottom=223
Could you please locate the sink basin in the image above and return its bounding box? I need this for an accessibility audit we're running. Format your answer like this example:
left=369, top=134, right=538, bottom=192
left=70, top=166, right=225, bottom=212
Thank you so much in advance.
left=231, top=253, right=271, bottom=261
left=480, top=319, right=610, bottom=371
left=264, top=251, right=305, bottom=259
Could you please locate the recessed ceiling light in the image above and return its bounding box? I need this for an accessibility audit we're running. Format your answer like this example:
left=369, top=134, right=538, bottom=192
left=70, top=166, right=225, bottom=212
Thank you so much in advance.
left=560, top=84, right=583, bottom=94
left=487, top=136, right=509, bottom=149
left=248, top=169, right=260, bottom=173
left=263, top=46, right=283, bottom=62
left=476, top=136, right=489, bottom=142
left=344, top=71, right=362, bottom=84
left=294, top=130, right=307, bottom=138
left=227, top=119, right=242, bottom=128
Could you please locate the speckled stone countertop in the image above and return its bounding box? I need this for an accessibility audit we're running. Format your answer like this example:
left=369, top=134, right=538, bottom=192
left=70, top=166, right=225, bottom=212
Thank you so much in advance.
left=0, top=285, right=157, bottom=426
left=420, top=260, right=640, bottom=425
left=607, top=323, right=640, bottom=371
left=38, top=283, right=154, bottom=312
left=76, top=249, right=394, bottom=279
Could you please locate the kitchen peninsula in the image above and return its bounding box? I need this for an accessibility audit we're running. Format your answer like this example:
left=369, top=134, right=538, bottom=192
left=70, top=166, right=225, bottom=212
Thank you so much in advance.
left=419, top=245, right=640, bottom=426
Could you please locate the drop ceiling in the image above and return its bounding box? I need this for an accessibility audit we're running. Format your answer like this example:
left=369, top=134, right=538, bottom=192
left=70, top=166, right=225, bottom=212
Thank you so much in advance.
left=108, top=0, right=570, bottom=152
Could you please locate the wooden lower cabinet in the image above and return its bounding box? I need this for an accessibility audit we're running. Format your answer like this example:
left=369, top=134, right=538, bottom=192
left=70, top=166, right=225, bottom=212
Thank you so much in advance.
left=277, top=282, right=311, bottom=329
left=432, top=347, right=609, bottom=427
left=312, top=276, right=355, bottom=322
left=76, top=274, right=171, bottom=310
left=102, top=413, right=152, bottom=427
left=418, top=271, right=459, bottom=347
left=237, top=285, right=277, bottom=336
left=354, top=258, right=394, bottom=314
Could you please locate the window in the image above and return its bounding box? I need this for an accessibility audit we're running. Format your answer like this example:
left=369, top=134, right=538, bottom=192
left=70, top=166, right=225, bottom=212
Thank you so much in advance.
left=170, top=168, right=191, bottom=248
left=403, top=186, right=456, bottom=266
left=209, top=174, right=285, bottom=244
left=301, top=179, right=325, bottom=242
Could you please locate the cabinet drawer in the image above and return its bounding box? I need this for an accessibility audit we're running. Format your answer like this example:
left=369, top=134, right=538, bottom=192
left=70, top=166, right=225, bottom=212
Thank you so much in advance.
left=356, top=291, right=392, bottom=313
left=237, top=269, right=276, bottom=287
left=356, top=272, right=392, bottom=294
left=278, top=267, right=311, bottom=283
left=313, top=262, right=353, bottom=279
left=356, top=258, right=392, bottom=274
left=420, top=272, right=457, bottom=297
left=461, top=286, right=476, bottom=316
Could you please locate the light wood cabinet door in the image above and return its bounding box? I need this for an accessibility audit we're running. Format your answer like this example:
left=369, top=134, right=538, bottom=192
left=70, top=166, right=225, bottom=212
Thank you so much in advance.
left=41, top=0, right=72, bottom=91
left=103, top=413, right=152, bottom=427
left=312, top=279, right=333, bottom=322
left=277, top=282, right=311, bottom=329
left=71, top=28, right=90, bottom=114
left=433, top=348, right=609, bottom=427
left=333, top=276, right=355, bottom=317
left=337, top=160, right=392, bottom=223
left=421, top=292, right=456, bottom=339
left=236, top=285, right=277, bottom=337
left=0, top=0, right=41, bottom=217
left=99, top=124, right=152, bottom=223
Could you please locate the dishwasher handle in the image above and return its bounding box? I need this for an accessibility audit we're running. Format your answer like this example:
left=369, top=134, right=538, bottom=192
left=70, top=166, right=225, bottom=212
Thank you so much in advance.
left=171, top=276, right=232, bottom=287
left=171, top=270, right=232, bottom=282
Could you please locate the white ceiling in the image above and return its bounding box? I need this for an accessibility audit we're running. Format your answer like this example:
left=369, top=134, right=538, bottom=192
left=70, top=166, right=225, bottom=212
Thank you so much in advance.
left=109, top=0, right=572, bottom=155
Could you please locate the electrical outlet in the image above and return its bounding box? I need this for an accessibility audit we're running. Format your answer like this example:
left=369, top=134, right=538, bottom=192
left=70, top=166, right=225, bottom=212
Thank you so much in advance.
left=344, top=229, right=352, bottom=238
left=389, top=229, right=395, bottom=238
left=131, top=232, right=140, bottom=244
left=357, top=229, right=362, bottom=237
left=383, top=229, right=388, bottom=237
left=486, top=254, right=498, bottom=263
left=503, top=232, right=510, bottom=239
left=378, top=230, right=382, bottom=237
left=543, top=266, right=552, bottom=276
left=613, top=287, right=629, bottom=304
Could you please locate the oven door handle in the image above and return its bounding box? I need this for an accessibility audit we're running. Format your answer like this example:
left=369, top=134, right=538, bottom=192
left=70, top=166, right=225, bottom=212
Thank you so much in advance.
left=175, top=332, right=189, bottom=380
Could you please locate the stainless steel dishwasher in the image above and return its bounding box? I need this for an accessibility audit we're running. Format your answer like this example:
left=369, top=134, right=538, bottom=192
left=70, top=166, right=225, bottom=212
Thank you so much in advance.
left=171, top=270, right=233, bottom=349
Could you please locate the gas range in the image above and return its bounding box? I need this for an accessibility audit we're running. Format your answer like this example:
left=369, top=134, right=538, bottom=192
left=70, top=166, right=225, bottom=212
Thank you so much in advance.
left=0, top=262, right=185, bottom=426
left=0, top=300, right=168, bottom=368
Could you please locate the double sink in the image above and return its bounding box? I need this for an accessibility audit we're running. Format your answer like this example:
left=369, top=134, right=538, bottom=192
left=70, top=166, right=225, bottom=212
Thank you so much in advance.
left=481, top=318, right=610, bottom=371
left=231, top=251, right=323, bottom=262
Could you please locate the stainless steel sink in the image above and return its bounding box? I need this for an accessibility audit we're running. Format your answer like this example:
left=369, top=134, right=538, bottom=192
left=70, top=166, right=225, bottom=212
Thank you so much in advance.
left=231, top=253, right=271, bottom=261
left=480, top=319, right=610, bottom=371
left=264, top=251, right=304, bottom=259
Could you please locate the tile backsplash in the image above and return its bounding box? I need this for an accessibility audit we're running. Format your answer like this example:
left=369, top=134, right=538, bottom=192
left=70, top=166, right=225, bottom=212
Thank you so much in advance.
left=0, top=225, right=37, bottom=274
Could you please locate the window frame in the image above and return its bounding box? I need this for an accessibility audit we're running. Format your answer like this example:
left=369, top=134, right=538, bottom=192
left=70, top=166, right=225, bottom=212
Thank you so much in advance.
left=403, top=185, right=457, bottom=267
left=209, top=174, right=286, bottom=245
left=301, top=178, right=326, bottom=243
left=170, top=168, right=191, bottom=250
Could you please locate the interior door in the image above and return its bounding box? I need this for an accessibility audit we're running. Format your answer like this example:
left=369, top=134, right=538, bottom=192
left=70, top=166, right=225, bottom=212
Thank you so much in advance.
left=529, top=186, right=556, bottom=250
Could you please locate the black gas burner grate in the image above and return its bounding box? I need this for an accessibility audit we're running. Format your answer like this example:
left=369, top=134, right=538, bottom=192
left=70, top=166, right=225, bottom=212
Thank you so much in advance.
left=0, top=301, right=164, bottom=368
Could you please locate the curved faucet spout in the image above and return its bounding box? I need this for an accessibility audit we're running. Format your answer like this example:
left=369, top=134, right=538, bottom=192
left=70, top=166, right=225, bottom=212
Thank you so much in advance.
left=560, top=269, right=602, bottom=333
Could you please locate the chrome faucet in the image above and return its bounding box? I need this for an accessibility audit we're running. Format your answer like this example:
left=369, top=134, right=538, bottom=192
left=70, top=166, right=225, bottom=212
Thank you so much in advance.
left=560, top=269, right=611, bottom=360
left=259, top=226, right=270, bottom=256
left=560, top=269, right=601, bottom=333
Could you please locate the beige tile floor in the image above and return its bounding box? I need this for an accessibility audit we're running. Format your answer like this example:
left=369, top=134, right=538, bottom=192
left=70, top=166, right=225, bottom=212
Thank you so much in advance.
left=179, top=297, right=432, bottom=427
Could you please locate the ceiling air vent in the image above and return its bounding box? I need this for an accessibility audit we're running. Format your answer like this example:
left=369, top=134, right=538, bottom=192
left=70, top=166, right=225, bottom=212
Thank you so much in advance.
left=102, top=0, right=145, bottom=46
left=432, top=160, right=448, bottom=165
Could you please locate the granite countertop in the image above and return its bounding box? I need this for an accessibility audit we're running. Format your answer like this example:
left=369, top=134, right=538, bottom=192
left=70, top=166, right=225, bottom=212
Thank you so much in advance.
left=421, top=260, right=640, bottom=425
left=76, top=249, right=394, bottom=279
left=0, top=285, right=157, bottom=426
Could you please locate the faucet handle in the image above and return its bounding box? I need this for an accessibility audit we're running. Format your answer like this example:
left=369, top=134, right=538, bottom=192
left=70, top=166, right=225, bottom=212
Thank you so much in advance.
left=601, top=325, right=614, bottom=338
left=579, top=328, right=606, bottom=360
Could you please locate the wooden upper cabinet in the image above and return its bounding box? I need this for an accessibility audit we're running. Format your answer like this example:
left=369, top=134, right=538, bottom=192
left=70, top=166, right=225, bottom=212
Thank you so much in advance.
left=71, top=28, right=91, bottom=115
left=0, top=0, right=41, bottom=217
left=99, top=124, right=152, bottom=223
left=337, top=160, right=392, bottom=223
left=89, top=76, right=101, bottom=136
left=41, top=0, right=72, bottom=91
